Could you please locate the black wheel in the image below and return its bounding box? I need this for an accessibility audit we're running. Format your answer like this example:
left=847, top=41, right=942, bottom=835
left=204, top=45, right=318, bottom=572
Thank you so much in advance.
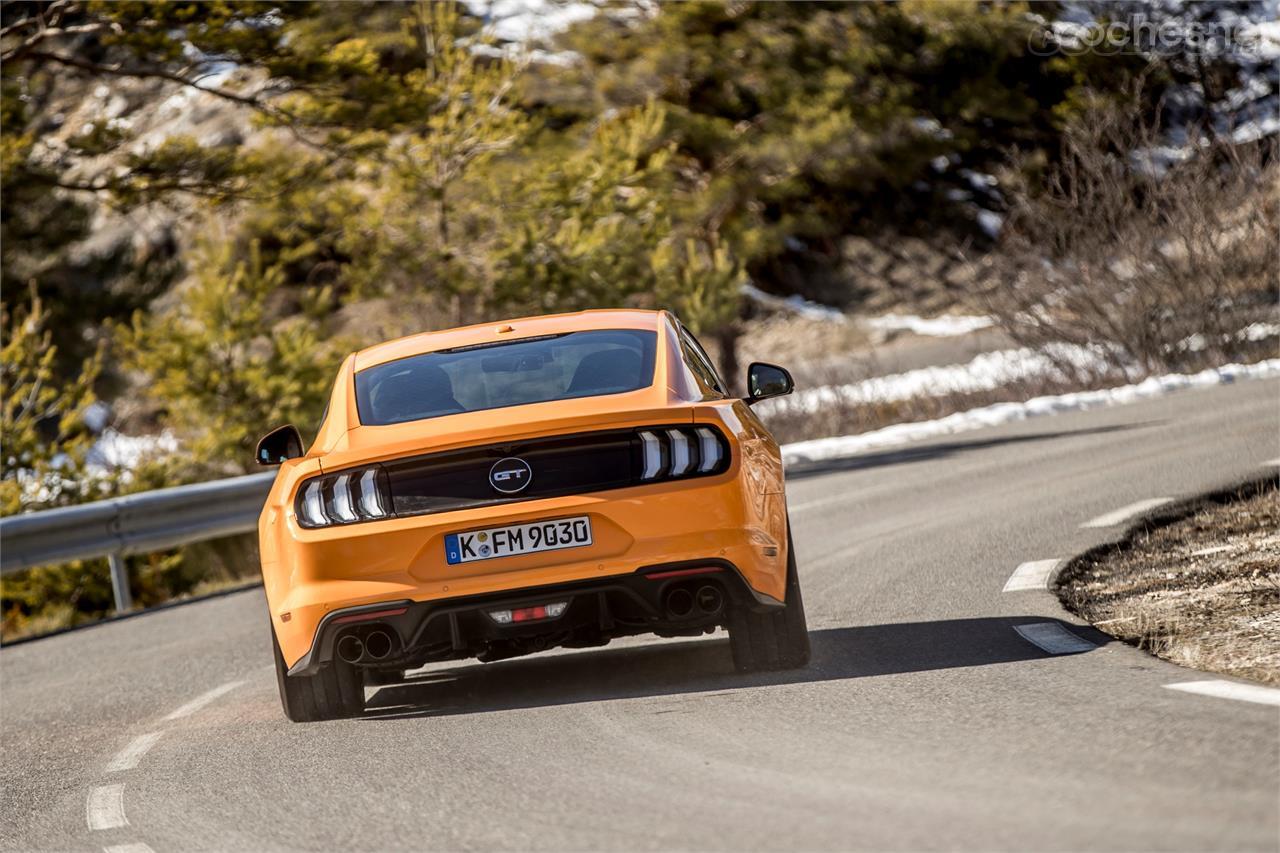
left=272, top=628, right=365, bottom=722
left=729, top=525, right=810, bottom=672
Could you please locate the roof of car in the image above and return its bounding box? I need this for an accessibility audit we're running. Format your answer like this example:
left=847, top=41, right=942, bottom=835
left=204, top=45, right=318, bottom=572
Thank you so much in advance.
left=352, top=309, right=665, bottom=372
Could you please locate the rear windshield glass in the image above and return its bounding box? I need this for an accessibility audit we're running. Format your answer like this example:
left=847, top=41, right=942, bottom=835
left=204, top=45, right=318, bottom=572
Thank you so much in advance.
left=354, top=329, right=658, bottom=426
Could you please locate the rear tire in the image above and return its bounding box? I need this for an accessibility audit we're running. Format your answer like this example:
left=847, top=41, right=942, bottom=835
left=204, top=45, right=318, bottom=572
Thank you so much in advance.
left=729, top=525, right=811, bottom=672
left=272, top=629, right=365, bottom=722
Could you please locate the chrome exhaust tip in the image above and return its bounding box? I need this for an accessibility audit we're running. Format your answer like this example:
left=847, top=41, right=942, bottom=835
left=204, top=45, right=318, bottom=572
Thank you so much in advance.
left=695, top=584, right=724, bottom=616
left=665, top=587, right=695, bottom=619
left=364, top=629, right=394, bottom=661
left=336, top=634, right=365, bottom=665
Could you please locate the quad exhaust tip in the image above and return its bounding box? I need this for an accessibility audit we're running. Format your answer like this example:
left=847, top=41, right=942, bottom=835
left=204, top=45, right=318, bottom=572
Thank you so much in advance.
left=695, top=584, right=723, bottom=616
left=364, top=629, right=394, bottom=661
left=665, top=587, right=695, bottom=619
left=336, top=634, right=365, bottom=664
left=337, top=628, right=396, bottom=664
left=664, top=583, right=724, bottom=619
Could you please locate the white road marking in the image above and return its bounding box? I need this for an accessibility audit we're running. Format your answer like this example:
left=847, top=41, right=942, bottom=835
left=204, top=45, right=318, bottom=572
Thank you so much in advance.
left=1002, top=559, right=1061, bottom=592
left=1263, top=457, right=1280, bottom=466
left=1080, top=498, right=1173, bottom=529
left=1165, top=680, right=1280, bottom=707
left=1013, top=622, right=1096, bottom=655
left=105, top=733, right=163, bottom=773
left=104, top=844, right=156, bottom=853
left=86, top=784, right=128, bottom=831
left=163, top=680, right=244, bottom=721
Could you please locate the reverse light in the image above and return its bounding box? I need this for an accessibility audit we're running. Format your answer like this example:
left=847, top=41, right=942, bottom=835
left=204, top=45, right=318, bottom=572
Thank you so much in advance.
left=295, top=467, right=393, bottom=528
left=635, top=426, right=728, bottom=482
left=488, top=601, right=569, bottom=625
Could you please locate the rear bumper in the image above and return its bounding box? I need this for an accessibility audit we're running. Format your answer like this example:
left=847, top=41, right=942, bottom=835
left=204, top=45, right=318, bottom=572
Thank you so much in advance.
left=264, top=471, right=790, bottom=670
left=287, top=559, right=780, bottom=676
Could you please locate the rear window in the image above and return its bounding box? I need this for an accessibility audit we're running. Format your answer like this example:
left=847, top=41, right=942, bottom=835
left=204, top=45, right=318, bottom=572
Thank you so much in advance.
left=354, top=330, right=658, bottom=426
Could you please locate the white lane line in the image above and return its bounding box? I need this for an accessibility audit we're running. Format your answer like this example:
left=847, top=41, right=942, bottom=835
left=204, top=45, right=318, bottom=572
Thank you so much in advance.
left=163, top=680, right=244, bottom=721
left=1165, top=680, right=1280, bottom=707
left=1080, top=498, right=1173, bottom=529
left=86, top=784, right=128, bottom=831
left=1264, top=457, right=1280, bottom=466
left=104, top=844, right=156, bottom=853
left=1002, top=559, right=1061, bottom=592
left=1013, top=622, right=1096, bottom=655
left=105, top=733, right=163, bottom=773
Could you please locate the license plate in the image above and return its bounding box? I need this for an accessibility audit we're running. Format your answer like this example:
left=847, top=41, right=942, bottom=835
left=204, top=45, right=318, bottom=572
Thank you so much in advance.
left=445, top=515, right=593, bottom=565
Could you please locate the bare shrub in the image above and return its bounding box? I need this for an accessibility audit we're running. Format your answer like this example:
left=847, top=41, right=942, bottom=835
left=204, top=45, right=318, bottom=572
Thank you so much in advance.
left=986, top=91, right=1279, bottom=378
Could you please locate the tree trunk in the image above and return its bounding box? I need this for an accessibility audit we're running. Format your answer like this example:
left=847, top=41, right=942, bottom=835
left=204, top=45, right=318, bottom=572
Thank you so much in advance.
left=715, top=323, right=742, bottom=396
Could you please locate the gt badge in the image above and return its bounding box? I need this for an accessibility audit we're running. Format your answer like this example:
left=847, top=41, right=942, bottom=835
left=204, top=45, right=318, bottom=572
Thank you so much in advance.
left=489, top=457, right=533, bottom=494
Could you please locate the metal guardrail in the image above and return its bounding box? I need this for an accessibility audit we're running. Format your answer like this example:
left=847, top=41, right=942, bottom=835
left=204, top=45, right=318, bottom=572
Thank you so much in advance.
left=0, top=472, right=276, bottom=612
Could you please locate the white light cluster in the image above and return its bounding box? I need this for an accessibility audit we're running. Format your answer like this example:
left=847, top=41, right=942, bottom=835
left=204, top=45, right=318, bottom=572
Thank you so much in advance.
left=297, top=468, right=392, bottom=528
left=637, top=427, right=726, bottom=481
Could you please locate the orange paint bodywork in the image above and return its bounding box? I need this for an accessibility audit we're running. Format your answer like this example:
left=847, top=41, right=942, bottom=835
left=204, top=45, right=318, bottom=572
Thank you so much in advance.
left=259, top=310, right=789, bottom=669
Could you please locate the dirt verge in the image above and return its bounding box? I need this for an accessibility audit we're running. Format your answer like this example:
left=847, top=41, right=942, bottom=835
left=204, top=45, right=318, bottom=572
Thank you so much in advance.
left=1057, top=477, right=1280, bottom=685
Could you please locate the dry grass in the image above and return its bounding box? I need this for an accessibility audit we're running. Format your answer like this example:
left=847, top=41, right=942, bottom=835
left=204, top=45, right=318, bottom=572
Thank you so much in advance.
left=1058, top=481, right=1280, bottom=685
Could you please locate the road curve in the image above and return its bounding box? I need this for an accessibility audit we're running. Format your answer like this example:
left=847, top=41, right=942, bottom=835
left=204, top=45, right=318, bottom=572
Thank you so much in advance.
left=3, top=378, right=1278, bottom=851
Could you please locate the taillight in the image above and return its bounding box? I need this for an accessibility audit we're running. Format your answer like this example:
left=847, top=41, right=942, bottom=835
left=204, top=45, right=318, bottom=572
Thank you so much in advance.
left=295, top=467, right=393, bottom=528
left=636, top=426, right=729, bottom=482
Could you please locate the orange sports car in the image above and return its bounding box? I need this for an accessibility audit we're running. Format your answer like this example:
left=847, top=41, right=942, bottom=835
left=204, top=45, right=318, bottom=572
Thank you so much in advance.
left=255, top=309, right=809, bottom=721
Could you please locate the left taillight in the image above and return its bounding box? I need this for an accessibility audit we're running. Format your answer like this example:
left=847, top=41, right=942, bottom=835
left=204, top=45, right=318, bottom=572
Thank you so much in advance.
left=295, top=467, right=393, bottom=529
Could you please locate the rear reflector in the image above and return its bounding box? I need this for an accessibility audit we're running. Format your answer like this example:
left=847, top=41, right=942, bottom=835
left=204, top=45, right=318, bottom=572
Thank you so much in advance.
left=645, top=566, right=723, bottom=580
left=489, top=601, right=568, bottom=625
left=332, top=606, right=409, bottom=625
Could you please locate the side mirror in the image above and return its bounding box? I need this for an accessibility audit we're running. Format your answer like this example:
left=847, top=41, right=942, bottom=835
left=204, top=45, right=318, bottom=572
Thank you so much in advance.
left=745, top=362, right=794, bottom=404
left=255, top=424, right=304, bottom=466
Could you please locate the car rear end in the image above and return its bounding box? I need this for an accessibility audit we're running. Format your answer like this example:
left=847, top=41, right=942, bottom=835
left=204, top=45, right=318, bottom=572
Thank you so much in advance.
left=259, top=312, right=791, bottom=687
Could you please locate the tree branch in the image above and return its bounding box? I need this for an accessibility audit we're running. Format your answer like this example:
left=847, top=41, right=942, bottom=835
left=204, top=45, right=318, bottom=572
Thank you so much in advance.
left=13, top=48, right=339, bottom=152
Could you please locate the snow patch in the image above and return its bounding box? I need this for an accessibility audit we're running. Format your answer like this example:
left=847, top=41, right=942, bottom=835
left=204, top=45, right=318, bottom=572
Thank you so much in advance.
left=780, top=359, right=1280, bottom=467
left=864, top=313, right=995, bottom=338
left=85, top=428, right=179, bottom=471
left=1181, top=321, right=1280, bottom=353
left=741, top=283, right=846, bottom=323
left=466, top=0, right=597, bottom=43
left=762, top=345, right=1110, bottom=417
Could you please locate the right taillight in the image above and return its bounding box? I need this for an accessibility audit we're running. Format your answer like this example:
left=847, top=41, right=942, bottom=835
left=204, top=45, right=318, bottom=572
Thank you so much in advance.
left=635, top=426, right=729, bottom=482
left=295, top=467, right=393, bottom=528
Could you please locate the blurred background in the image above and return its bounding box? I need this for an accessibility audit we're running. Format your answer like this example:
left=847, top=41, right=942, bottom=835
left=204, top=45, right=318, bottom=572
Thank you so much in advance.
left=1, top=0, right=1276, bottom=639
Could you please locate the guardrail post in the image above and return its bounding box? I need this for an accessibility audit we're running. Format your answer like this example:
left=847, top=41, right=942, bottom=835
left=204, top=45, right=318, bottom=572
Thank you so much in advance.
left=107, top=553, right=133, bottom=613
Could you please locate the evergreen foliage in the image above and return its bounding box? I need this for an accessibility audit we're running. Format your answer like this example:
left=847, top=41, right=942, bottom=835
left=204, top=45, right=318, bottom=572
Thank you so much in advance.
left=115, top=240, right=340, bottom=475
left=0, top=0, right=1231, bottom=636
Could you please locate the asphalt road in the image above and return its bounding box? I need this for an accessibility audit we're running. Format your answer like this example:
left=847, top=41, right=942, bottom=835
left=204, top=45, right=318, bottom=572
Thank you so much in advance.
left=3, top=378, right=1279, bottom=852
